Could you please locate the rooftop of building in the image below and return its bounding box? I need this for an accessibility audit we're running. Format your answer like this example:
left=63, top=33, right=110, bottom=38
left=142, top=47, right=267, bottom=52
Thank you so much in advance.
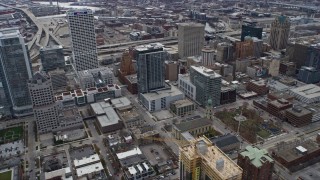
left=180, top=137, right=242, bottom=179
left=29, top=72, right=50, bottom=84
left=305, top=102, right=320, bottom=114
left=171, top=99, right=194, bottom=108
left=111, top=97, right=132, bottom=110
left=269, top=98, right=292, bottom=108
left=178, top=22, right=205, bottom=27
left=210, top=134, right=240, bottom=148
left=76, top=162, right=103, bottom=177
left=67, top=9, right=93, bottom=16
left=119, top=109, right=140, bottom=120
left=40, top=45, right=63, bottom=51
left=191, top=66, right=222, bottom=78
left=125, top=74, right=138, bottom=84
left=174, top=118, right=212, bottom=132
left=116, top=147, right=142, bottom=160
left=134, top=43, right=164, bottom=52
left=73, top=154, right=100, bottom=168
left=0, top=28, right=20, bottom=38
left=249, top=79, right=267, bottom=87
left=286, top=106, right=312, bottom=117
left=240, top=146, right=274, bottom=168
left=290, top=84, right=320, bottom=99
left=140, top=85, right=183, bottom=101
left=91, top=102, right=120, bottom=127
left=274, top=139, right=320, bottom=162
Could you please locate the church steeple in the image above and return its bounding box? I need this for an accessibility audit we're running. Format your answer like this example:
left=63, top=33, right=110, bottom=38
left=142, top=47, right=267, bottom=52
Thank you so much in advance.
left=206, top=98, right=213, bottom=120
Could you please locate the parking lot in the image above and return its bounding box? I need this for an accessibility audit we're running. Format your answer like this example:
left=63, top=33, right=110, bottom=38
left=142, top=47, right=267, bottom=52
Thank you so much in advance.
left=293, top=162, right=320, bottom=180
left=140, top=143, right=171, bottom=166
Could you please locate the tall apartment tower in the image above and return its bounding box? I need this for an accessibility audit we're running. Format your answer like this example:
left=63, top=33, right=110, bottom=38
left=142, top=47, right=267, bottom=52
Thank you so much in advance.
left=178, top=23, right=205, bottom=58
left=135, top=43, right=166, bottom=94
left=67, top=9, right=99, bottom=71
left=179, top=137, right=243, bottom=180
left=238, top=146, right=274, bottom=180
left=0, top=28, right=33, bottom=117
left=28, top=72, right=60, bottom=134
left=269, top=15, right=290, bottom=50
left=190, top=66, right=221, bottom=107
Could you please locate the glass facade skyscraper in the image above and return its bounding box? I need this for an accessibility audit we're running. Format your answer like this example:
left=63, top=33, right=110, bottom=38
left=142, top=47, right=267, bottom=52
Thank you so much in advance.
left=0, top=28, right=33, bottom=116
left=136, top=43, right=166, bottom=94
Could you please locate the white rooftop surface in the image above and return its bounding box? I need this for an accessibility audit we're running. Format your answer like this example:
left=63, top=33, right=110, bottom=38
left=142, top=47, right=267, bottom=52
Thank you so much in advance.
left=111, top=97, right=132, bottom=109
left=45, top=167, right=72, bottom=180
left=290, top=84, right=320, bottom=99
left=135, top=43, right=163, bottom=51
left=76, top=162, right=103, bottom=177
left=73, top=154, right=100, bottom=168
left=116, top=147, right=142, bottom=160
left=128, top=166, right=137, bottom=175
left=143, top=162, right=150, bottom=171
left=141, top=85, right=184, bottom=101
left=191, top=66, right=222, bottom=78
left=137, top=164, right=143, bottom=172
left=296, top=146, right=307, bottom=153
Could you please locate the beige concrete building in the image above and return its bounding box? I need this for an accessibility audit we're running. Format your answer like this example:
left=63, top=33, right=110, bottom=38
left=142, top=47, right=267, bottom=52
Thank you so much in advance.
left=179, top=137, right=243, bottom=180
left=269, top=16, right=291, bottom=50
left=170, top=99, right=195, bottom=116
left=178, top=23, right=205, bottom=58
left=172, top=118, right=212, bottom=140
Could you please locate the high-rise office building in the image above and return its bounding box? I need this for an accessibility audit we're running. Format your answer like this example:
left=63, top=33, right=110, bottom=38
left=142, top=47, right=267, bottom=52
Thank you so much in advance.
left=201, top=47, right=215, bottom=67
left=178, top=23, right=205, bottom=58
left=135, top=43, right=166, bottom=94
left=179, top=137, right=243, bottom=180
left=40, top=45, right=65, bottom=72
left=190, top=66, right=221, bottom=107
left=241, top=23, right=263, bottom=41
left=28, top=72, right=60, bottom=134
left=0, top=28, right=33, bottom=117
left=269, top=15, right=290, bottom=50
left=238, top=146, right=274, bottom=180
left=67, top=9, right=99, bottom=71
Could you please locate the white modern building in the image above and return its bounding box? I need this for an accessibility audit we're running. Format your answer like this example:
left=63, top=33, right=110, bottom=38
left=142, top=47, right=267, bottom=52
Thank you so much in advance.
left=178, top=74, right=196, bottom=101
left=73, top=154, right=104, bottom=179
left=67, top=9, right=99, bottom=71
left=28, top=72, right=83, bottom=134
left=290, top=84, right=320, bottom=104
left=140, top=85, right=184, bottom=112
left=28, top=72, right=60, bottom=134
left=78, top=67, right=114, bottom=90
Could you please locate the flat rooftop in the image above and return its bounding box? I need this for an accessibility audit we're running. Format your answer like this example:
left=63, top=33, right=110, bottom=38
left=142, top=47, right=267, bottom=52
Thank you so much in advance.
left=275, top=140, right=320, bottom=162
left=178, top=22, right=204, bottom=27
left=290, top=84, right=320, bottom=99
left=191, top=66, right=222, bottom=78
left=111, top=97, right=132, bottom=110
left=91, top=102, right=120, bottom=127
left=141, top=85, right=183, bottom=101
left=174, top=118, right=212, bottom=132
left=180, top=137, right=242, bottom=179
left=286, top=106, right=312, bottom=117
left=76, top=162, right=103, bottom=177
left=116, top=147, right=142, bottom=160
left=171, top=99, right=194, bottom=108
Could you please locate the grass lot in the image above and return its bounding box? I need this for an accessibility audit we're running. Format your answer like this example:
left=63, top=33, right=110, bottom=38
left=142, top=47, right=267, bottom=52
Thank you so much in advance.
left=215, top=108, right=267, bottom=143
left=257, top=129, right=271, bottom=139
left=0, top=170, right=12, bottom=180
left=0, top=126, right=23, bottom=144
